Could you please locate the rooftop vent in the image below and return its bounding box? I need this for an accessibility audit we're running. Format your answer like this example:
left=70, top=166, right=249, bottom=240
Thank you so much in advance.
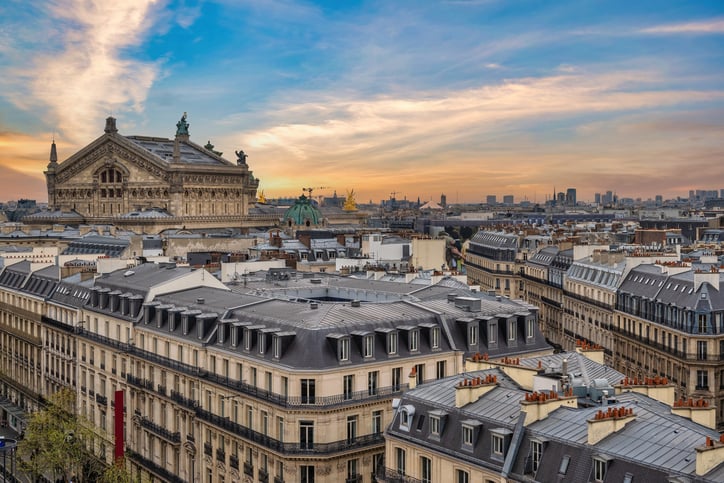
left=310, top=302, right=319, bottom=309
left=310, top=279, right=322, bottom=284
left=351, top=300, right=361, bottom=308
left=196, top=298, right=205, bottom=305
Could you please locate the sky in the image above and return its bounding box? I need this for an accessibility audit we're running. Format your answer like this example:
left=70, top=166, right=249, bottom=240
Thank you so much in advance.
left=1, top=0, right=723, bottom=205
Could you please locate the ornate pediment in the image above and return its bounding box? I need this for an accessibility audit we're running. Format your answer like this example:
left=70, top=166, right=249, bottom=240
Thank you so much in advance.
left=55, top=137, right=170, bottom=185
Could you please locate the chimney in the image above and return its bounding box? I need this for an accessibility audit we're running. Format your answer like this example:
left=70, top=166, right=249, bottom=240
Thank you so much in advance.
left=614, top=376, right=675, bottom=406
left=587, top=406, right=635, bottom=445
left=695, top=435, right=724, bottom=476
left=575, top=340, right=605, bottom=365
left=454, top=374, right=499, bottom=408
left=522, top=390, right=577, bottom=425
left=672, top=398, right=717, bottom=430
left=409, top=366, right=419, bottom=391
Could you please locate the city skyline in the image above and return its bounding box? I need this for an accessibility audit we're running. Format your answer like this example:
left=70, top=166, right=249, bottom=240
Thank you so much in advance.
left=1, top=0, right=723, bottom=204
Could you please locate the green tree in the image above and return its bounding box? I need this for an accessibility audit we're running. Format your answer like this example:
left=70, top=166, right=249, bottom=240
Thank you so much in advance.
left=17, top=388, right=104, bottom=482
left=98, top=458, right=133, bottom=483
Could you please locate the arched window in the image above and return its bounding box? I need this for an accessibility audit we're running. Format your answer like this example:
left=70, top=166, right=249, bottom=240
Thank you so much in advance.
left=99, top=168, right=123, bottom=198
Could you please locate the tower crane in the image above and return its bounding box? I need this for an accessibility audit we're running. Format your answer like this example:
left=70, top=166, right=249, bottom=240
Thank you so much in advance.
left=302, top=186, right=330, bottom=198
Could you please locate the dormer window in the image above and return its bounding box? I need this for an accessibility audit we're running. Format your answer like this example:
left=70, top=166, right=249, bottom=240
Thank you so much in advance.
left=363, top=335, right=374, bottom=358
left=258, top=333, right=266, bottom=354
left=526, top=318, right=534, bottom=340
left=593, top=456, right=610, bottom=482
left=460, top=419, right=482, bottom=451
left=273, top=336, right=281, bottom=359
left=469, top=324, right=478, bottom=346
left=431, top=327, right=440, bottom=350
left=488, top=321, right=497, bottom=345
left=244, top=328, right=252, bottom=351
left=340, top=337, right=350, bottom=362
left=409, top=329, right=419, bottom=352
left=490, top=428, right=513, bottom=459
left=428, top=409, right=448, bottom=441
left=508, top=319, right=516, bottom=341
left=399, top=405, right=415, bottom=432
left=389, top=332, right=398, bottom=355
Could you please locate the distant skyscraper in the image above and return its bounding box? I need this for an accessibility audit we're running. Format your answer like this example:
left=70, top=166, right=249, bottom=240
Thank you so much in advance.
left=594, top=193, right=601, bottom=204
left=440, top=193, right=447, bottom=207
left=503, top=195, right=514, bottom=205
left=565, top=188, right=577, bottom=206
left=655, top=195, right=663, bottom=206
left=689, top=190, right=695, bottom=200
left=486, top=195, right=497, bottom=205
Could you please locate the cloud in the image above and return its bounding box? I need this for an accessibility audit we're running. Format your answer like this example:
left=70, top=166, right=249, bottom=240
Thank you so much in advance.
left=4, top=0, right=164, bottom=144
left=640, top=18, right=724, bottom=34
left=217, top=69, right=724, bottom=201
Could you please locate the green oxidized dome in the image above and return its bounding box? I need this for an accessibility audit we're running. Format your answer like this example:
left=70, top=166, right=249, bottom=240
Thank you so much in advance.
left=283, top=195, right=322, bottom=226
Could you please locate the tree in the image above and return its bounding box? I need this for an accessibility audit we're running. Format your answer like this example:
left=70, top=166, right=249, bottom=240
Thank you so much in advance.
left=98, top=458, right=133, bottom=483
left=17, top=388, right=104, bottom=482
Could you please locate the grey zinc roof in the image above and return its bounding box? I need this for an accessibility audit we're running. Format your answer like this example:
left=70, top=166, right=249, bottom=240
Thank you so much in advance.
left=518, top=351, right=625, bottom=387
left=125, top=136, right=232, bottom=166
left=527, top=391, right=724, bottom=480
left=469, top=231, right=519, bottom=249
left=93, top=263, right=206, bottom=299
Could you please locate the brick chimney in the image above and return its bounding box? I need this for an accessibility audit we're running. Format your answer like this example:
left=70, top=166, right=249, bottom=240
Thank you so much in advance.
left=454, top=374, right=498, bottom=408
left=465, top=353, right=539, bottom=390
left=695, top=435, right=724, bottom=476
left=672, top=398, right=717, bottom=430
left=521, top=389, right=577, bottom=425
left=614, top=376, right=675, bottom=406
left=575, top=340, right=605, bottom=365
left=587, top=406, right=636, bottom=445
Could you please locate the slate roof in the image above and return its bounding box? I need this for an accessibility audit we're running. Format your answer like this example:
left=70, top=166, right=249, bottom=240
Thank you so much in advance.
left=61, top=235, right=130, bottom=257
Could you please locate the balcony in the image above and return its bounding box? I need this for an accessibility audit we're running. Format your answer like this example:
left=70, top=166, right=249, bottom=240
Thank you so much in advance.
left=244, top=462, right=254, bottom=477
left=379, top=468, right=424, bottom=483
left=139, top=416, right=181, bottom=444
left=125, top=448, right=184, bottom=483
left=204, top=442, right=212, bottom=457
left=229, top=454, right=239, bottom=470
left=95, top=394, right=107, bottom=406
left=195, top=406, right=384, bottom=455
left=346, top=475, right=363, bottom=483
left=259, top=469, right=269, bottom=483
left=216, top=448, right=225, bottom=463
left=274, top=477, right=285, bottom=483
left=169, top=390, right=199, bottom=411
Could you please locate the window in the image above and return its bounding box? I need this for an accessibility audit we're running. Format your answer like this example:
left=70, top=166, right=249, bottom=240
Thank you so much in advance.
left=392, top=367, right=402, bottom=391
left=300, top=465, right=315, bottom=483
left=410, top=330, right=419, bottom=352
left=399, top=405, right=415, bottom=431
left=389, top=332, right=398, bottom=354
left=593, top=458, right=607, bottom=482
left=526, top=319, right=534, bottom=339
left=415, top=363, right=424, bottom=385
left=301, top=379, right=316, bottom=404
left=436, top=360, right=446, bottom=379
left=372, top=410, right=383, bottom=434
left=531, top=440, right=542, bottom=473
left=420, top=456, right=432, bottom=483
left=697, top=341, right=707, bottom=360
left=346, top=415, right=358, bottom=443
left=492, top=434, right=504, bottom=456
left=395, top=448, right=406, bottom=476
left=273, top=336, right=281, bottom=358
left=343, top=375, right=354, bottom=400
left=559, top=455, right=571, bottom=475
left=364, top=335, right=374, bottom=358
left=469, top=324, right=478, bottom=346
left=368, top=371, right=379, bottom=396
left=430, top=327, right=440, bottom=349
left=339, top=338, right=350, bottom=362
left=508, top=320, right=517, bottom=341
left=489, top=323, right=497, bottom=344
left=456, top=469, right=469, bottom=483
left=697, top=370, right=709, bottom=390
left=462, top=426, right=474, bottom=446
left=299, top=421, right=314, bottom=450
left=347, top=459, right=358, bottom=480
left=430, top=416, right=440, bottom=436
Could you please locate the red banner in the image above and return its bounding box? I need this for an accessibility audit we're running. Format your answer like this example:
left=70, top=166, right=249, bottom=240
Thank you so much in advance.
left=114, top=390, right=124, bottom=461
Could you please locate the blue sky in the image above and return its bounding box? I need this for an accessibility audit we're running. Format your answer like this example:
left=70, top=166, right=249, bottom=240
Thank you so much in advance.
left=1, top=0, right=723, bottom=203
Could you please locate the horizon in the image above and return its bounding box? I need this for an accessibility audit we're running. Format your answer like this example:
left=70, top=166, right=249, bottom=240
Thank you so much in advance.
left=1, top=1, right=723, bottom=205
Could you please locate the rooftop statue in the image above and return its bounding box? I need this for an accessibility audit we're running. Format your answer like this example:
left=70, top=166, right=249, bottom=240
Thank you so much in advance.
left=343, top=189, right=357, bottom=211
left=176, top=112, right=189, bottom=136
left=235, top=149, right=248, bottom=165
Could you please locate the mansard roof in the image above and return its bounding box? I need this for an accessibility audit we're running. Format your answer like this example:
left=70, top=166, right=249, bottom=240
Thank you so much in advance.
left=469, top=231, right=519, bottom=249
left=125, top=136, right=233, bottom=166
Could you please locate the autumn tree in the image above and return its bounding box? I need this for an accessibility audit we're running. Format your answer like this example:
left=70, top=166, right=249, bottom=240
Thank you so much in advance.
left=17, top=388, right=104, bottom=482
